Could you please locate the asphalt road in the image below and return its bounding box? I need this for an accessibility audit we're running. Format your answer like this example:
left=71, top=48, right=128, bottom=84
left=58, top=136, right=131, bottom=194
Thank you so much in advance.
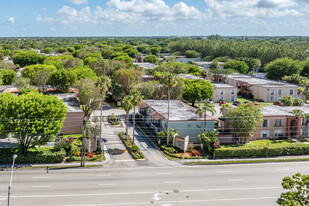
left=1, top=161, right=308, bottom=206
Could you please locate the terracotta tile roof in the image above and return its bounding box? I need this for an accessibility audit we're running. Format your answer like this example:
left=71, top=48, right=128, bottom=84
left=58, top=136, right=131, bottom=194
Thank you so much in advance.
left=139, top=102, right=149, bottom=109
left=150, top=112, right=164, bottom=120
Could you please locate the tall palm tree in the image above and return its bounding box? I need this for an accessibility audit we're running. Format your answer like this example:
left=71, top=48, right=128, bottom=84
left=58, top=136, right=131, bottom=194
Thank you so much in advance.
left=196, top=103, right=216, bottom=129
left=289, top=109, right=304, bottom=138
left=95, top=75, right=111, bottom=142
left=122, top=96, right=134, bottom=140
left=161, top=72, right=178, bottom=145
left=130, top=90, right=143, bottom=146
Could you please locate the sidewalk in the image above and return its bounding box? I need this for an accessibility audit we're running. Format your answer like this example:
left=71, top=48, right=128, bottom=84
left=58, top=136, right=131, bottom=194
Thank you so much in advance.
left=174, top=154, right=309, bottom=164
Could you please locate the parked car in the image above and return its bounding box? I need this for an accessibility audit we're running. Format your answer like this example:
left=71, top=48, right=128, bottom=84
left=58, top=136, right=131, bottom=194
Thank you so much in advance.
left=219, top=99, right=227, bottom=105
left=233, top=101, right=241, bottom=106
left=274, top=101, right=283, bottom=106
left=252, top=101, right=260, bottom=106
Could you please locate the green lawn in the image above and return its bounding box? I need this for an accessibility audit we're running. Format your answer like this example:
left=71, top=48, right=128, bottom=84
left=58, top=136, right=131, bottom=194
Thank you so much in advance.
left=62, top=134, right=83, bottom=139
left=221, top=139, right=297, bottom=149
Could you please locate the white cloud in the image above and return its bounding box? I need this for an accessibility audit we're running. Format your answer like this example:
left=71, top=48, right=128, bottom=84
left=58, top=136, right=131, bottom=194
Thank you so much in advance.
left=8, top=17, right=15, bottom=23
left=205, top=0, right=301, bottom=19
left=50, top=27, right=56, bottom=31
left=68, top=0, right=88, bottom=5
left=36, top=15, right=54, bottom=22
left=56, top=0, right=204, bottom=25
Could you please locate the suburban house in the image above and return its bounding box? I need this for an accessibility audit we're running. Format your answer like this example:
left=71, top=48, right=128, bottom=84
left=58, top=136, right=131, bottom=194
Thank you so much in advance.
left=220, top=105, right=309, bottom=143
left=138, top=100, right=216, bottom=142
left=212, top=83, right=237, bottom=102
left=133, top=62, right=157, bottom=70
left=177, top=74, right=201, bottom=80
left=174, top=58, right=201, bottom=63
left=224, top=74, right=300, bottom=102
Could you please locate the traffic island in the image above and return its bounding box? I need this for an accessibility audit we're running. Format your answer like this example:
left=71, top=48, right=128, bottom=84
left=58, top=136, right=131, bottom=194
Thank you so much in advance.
left=118, top=132, right=145, bottom=160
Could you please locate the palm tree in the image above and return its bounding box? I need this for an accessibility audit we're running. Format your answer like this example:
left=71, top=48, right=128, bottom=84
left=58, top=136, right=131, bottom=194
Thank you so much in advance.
left=122, top=96, right=134, bottom=140
left=95, top=75, right=111, bottom=142
left=196, top=103, right=216, bottom=129
left=130, top=90, right=143, bottom=146
left=161, top=72, right=178, bottom=145
left=289, top=109, right=304, bottom=138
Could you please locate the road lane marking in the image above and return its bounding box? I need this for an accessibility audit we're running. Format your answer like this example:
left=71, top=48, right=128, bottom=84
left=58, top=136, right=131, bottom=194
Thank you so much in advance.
left=121, top=156, right=124, bottom=160
left=95, top=175, right=112, bottom=177
left=227, top=179, right=244, bottom=181
left=276, top=168, right=290, bottom=171
left=114, top=160, right=134, bottom=162
left=156, top=173, right=172, bottom=175
left=154, top=156, right=158, bottom=159
left=163, top=181, right=181, bottom=184
left=33, top=176, right=50, bottom=179
left=56, top=196, right=278, bottom=206
left=152, top=193, right=162, bottom=201
left=217, top=171, right=232, bottom=173
left=98, top=183, right=116, bottom=186
left=31, top=185, right=50, bottom=188
left=6, top=187, right=280, bottom=199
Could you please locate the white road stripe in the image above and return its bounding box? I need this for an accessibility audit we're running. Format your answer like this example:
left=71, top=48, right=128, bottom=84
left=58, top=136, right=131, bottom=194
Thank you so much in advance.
left=276, top=168, right=290, bottom=171
left=228, top=179, right=244, bottom=181
left=95, top=175, right=112, bottom=177
left=33, top=176, right=50, bottom=179
left=6, top=186, right=280, bottom=199
left=98, top=183, right=116, bottom=186
left=156, top=173, right=172, bottom=175
left=114, top=160, right=135, bottom=162
left=32, top=185, right=50, bottom=188
left=57, top=196, right=277, bottom=206
left=217, top=171, right=232, bottom=173
left=163, top=181, right=181, bottom=184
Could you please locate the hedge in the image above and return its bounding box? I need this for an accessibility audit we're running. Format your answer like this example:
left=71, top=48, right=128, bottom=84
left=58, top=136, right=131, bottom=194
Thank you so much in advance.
left=118, top=132, right=144, bottom=160
left=0, top=148, right=66, bottom=164
left=215, top=144, right=309, bottom=158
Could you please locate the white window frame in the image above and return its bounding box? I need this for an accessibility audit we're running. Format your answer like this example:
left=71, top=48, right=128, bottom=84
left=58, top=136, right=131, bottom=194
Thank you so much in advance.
left=275, top=119, right=282, bottom=127
left=278, top=89, right=282, bottom=95
left=269, top=89, right=275, bottom=95
left=274, top=129, right=282, bottom=137
left=262, top=119, right=269, bottom=127
left=230, top=96, right=235, bottom=102
left=230, top=90, right=235, bottom=95
left=290, top=89, right=294, bottom=95
left=219, top=90, right=224, bottom=95
left=260, top=130, right=269, bottom=138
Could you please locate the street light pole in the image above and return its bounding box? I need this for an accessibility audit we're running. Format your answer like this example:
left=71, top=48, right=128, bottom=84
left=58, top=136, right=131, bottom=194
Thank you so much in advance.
left=8, top=154, right=17, bottom=206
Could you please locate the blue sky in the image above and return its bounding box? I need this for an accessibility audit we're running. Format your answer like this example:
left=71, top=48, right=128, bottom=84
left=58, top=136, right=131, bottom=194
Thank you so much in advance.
left=0, top=0, right=309, bottom=37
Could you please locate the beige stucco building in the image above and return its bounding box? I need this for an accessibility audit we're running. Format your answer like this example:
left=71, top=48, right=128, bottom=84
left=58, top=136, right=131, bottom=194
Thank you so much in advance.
left=225, top=74, right=300, bottom=102
left=212, top=83, right=237, bottom=102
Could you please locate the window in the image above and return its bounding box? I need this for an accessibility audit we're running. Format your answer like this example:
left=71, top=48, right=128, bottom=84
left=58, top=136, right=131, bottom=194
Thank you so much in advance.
left=231, top=90, right=235, bottom=95
left=219, top=90, right=224, bottom=95
left=263, top=120, right=268, bottom=127
left=290, top=89, right=294, bottom=95
left=277, top=96, right=282, bottom=101
left=260, top=130, right=269, bottom=138
left=230, top=96, right=235, bottom=102
left=226, top=80, right=229, bottom=84
left=278, top=89, right=282, bottom=95
left=274, top=130, right=282, bottom=137
left=301, top=129, right=309, bottom=137
left=269, top=96, right=275, bottom=102
left=219, top=96, right=224, bottom=100
left=302, top=118, right=308, bottom=126
left=275, top=119, right=282, bottom=127
left=269, top=90, right=275, bottom=95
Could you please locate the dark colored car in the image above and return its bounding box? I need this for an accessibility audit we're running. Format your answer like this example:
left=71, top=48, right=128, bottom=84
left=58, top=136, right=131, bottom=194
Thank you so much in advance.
left=233, top=101, right=241, bottom=106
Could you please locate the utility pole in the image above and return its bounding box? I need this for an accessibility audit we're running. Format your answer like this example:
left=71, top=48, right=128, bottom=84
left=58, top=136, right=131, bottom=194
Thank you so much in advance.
left=8, top=154, right=17, bottom=206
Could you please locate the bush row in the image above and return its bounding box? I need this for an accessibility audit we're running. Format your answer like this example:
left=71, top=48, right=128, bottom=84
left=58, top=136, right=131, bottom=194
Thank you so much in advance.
left=215, top=144, right=309, bottom=158
left=0, top=148, right=66, bottom=164
left=118, top=132, right=144, bottom=160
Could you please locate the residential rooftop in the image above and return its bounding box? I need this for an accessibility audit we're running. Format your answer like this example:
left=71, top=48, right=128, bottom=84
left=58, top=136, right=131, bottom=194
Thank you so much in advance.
left=52, top=93, right=82, bottom=112
left=177, top=74, right=201, bottom=80
left=263, top=105, right=309, bottom=116
left=133, top=62, right=157, bottom=70
left=141, top=100, right=206, bottom=121
left=227, top=74, right=298, bottom=88
left=212, top=83, right=236, bottom=88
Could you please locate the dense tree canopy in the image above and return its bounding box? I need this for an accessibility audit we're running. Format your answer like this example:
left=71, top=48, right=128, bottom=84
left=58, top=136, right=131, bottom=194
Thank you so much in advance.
left=226, top=103, right=263, bottom=139
left=13, top=50, right=45, bottom=67
left=223, top=60, right=249, bottom=74
left=144, top=55, right=158, bottom=64
left=68, top=65, right=97, bottom=80
left=0, top=92, right=67, bottom=153
left=0, top=69, right=16, bottom=85
left=22, top=64, right=57, bottom=84
left=114, top=69, right=142, bottom=95
left=265, top=58, right=302, bottom=80
left=182, top=79, right=214, bottom=106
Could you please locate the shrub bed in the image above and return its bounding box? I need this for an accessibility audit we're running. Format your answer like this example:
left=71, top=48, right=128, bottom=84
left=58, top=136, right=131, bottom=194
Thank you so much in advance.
left=0, top=148, right=66, bottom=164
left=215, top=144, right=309, bottom=158
left=118, top=132, right=144, bottom=160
